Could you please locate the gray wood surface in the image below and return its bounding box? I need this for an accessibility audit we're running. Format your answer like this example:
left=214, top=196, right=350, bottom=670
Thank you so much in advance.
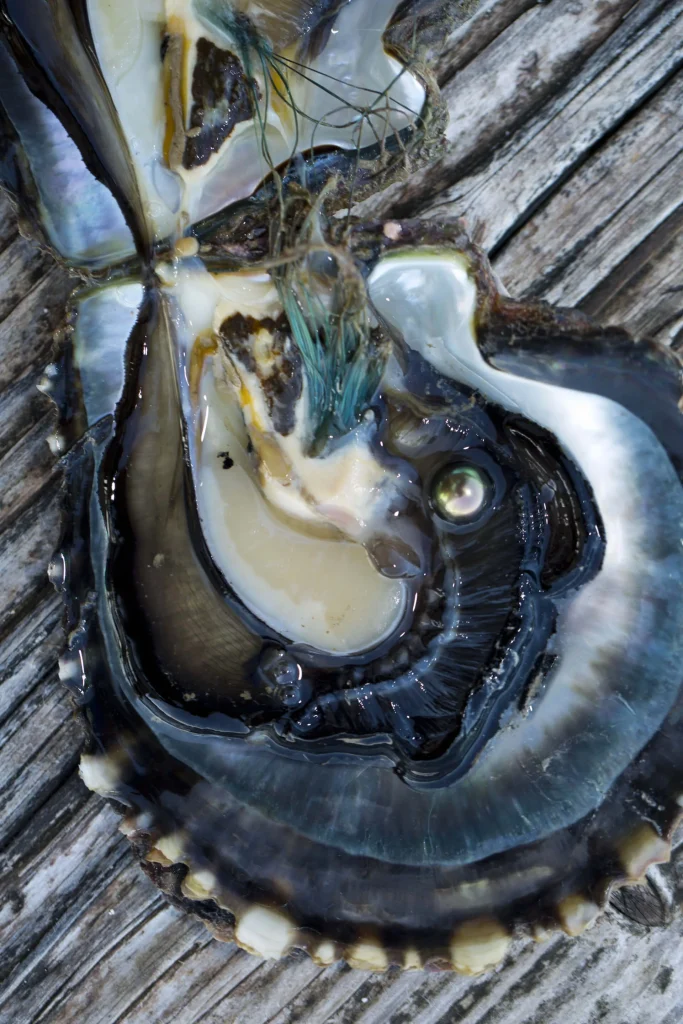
left=0, top=1, right=682, bottom=1021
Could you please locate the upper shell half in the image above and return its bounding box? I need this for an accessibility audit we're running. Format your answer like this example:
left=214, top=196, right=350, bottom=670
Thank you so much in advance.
left=2, top=0, right=682, bottom=974
left=0, top=0, right=446, bottom=265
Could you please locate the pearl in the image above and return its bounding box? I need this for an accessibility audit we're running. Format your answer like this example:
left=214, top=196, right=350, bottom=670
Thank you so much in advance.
left=432, top=464, right=489, bottom=522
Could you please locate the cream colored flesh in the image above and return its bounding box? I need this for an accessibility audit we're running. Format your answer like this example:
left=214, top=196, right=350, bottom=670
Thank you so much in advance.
left=231, top=359, right=403, bottom=544
left=162, top=261, right=407, bottom=654
left=196, top=361, right=405, bottom=652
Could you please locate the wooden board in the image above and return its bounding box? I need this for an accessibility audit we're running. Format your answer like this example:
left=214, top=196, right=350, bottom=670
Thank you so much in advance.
left=1, top=1, right=682, bottom=1020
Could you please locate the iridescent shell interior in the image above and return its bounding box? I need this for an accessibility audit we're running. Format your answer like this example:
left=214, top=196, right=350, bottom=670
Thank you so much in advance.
left=2, top=0, right=683, bottom=973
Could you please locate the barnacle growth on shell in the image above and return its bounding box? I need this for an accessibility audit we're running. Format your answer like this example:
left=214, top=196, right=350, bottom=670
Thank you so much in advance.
left=3, top=0, right=683, bottom=973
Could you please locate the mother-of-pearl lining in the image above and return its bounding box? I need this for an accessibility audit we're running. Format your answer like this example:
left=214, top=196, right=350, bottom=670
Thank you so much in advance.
left=367, top=252, right=683, bottom=778
left=86, top=0, right=425, bottom=240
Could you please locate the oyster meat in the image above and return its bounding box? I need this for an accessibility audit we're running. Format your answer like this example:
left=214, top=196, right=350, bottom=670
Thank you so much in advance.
left=2, top=0, right=683, bottom=974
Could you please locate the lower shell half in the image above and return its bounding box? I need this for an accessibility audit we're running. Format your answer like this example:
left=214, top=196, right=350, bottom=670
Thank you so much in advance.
left=49, top=220, right=683, bottom=973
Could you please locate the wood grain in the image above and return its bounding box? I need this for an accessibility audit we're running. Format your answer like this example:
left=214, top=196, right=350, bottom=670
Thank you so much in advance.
left=0, top=2, right=682, bottom=1021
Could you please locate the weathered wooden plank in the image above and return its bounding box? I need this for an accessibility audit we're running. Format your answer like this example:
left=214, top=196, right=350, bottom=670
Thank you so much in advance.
left=0, top=268, right=73, bottom=394
left=115, top=943, right=258, bottom=1024
left=0, top=1, right=682, bottom=1022
left=438, top=0, right=642, bottom=196
left=0, top=800, right=139, bottom=992
left=0, top=594, right=62, bottom=726
left=0, top=373, right=52, bottom=462
left=21, top=898, right=209, bottom=1024
left=435, top=0, right=539, bottom=84
left=537, top=156, right=681, bottom=308
left=492, top=74, right=683, bottom=300
left=591, top=219, right=683, bottom=345
left=0, top=771, right=88, bottom=882
left=427, top=0, right=683, bottom=251
left=0, top=236, right=54, bottom=326
left=0, top=413, right=57, bottom=535
left=0, top=194, right=19, bottom=255
left=205, top=960, right=365, bottom=1024
left=96, top=893, right=683, bottom=1024
left=179, top=957, right=327, bottom=1024
left=0, top=675, right=81, bottom=851
left=8, top=846, right=676, bottom=1024
left=3, top=843, right=227, bottom=1024
left=0, top=484, right=62, bottom=641
left=359, top=0, right=649, bottom=221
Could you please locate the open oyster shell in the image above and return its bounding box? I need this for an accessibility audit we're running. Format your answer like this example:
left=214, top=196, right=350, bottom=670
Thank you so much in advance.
left=2, top=0, right=682, bottom=974
left=58, top=221, right=683, bottom=970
